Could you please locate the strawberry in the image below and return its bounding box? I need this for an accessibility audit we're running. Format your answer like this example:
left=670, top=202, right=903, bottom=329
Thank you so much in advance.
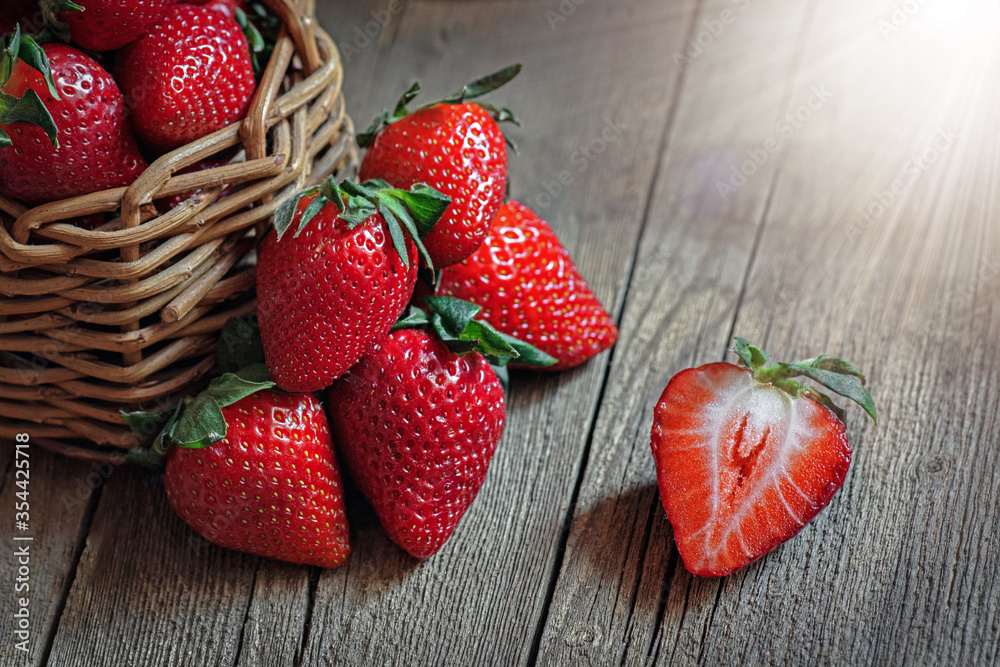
left=124, top=320, right=352, bottom=569
left=327, top=296, right=552, bottom=558
left=116, top=4, right=255, bottom=152
left=436, top=201, right=618, bottom=370
left=256, top=177, right=450, bottom=393
left=49, top=0, right=177, bottom=52
left=358, top=65, right=521, bottom=268
left=650, top=338, right=877, bottom=577
left=0, top=40, right=147, bottom=204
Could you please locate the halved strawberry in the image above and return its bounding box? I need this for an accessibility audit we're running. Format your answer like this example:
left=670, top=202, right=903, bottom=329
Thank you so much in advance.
left=650, top=339, right=876, bottom=577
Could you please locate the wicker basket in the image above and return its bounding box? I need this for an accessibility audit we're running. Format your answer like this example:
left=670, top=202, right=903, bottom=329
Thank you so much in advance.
left=0, top=0, right=357, bottom=462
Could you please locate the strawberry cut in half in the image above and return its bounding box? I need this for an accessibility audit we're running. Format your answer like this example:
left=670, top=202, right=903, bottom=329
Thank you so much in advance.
left=437, top=200, right=618, bottom=370
left=358, top=65, right=521, bottom=268
left=650, top=338, right=877, bottom=577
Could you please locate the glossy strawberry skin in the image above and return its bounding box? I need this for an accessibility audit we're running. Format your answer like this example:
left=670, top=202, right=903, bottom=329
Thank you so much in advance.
left=256, top=194, right=418, bottom=393
left=650, top=362, right=851, bottom=577
left=437, top=201, right=617, bottom=370
left=60, top=0, right=177, bottom=52
left=164, top=391, right=350, bottom=568
left=359, top=103, right=507, bottom=268
left=116, top=4, right=255, bottom=152
left=0, top=44, right=147, bottom=204
left=327, top=329, right=505, bottom=559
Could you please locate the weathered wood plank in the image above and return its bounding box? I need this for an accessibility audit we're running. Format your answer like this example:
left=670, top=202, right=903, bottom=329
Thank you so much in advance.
left=44, top=466, right=259, bottom=667
left=0, top=444, right=102, bottom=667
left=540, top=0, right=1000, bottom=665
left=299, top=0, right=699, bottom=665
left=535, top=0, right=817, bottom=663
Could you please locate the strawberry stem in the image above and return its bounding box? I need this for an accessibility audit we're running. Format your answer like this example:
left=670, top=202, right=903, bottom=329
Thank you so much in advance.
left=393, top=296, right=557, bottom=368
left=731, top=337, right=877, bottom=423
left=356, top=64, right=523, bottom=149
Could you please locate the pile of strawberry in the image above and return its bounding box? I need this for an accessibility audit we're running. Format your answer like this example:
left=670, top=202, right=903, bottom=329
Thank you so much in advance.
left=0, top=0, right=269, bottom=208
left=121, top=66, right=620, bottom=567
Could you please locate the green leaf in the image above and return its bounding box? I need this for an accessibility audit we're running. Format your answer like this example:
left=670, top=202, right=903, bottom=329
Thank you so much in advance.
left=796, top=355, right=867, bottom=384
left=385, top=184, right=452, bottom=237
left=380, top=194, right=433, bottom=269
left=0, top=128, right=10, bottom=148
left=120, top=407, right=175, bottom=438
left=273, top=186, right=320, bottom=240
left=234, top=7, right=267, bottom=77
left=339, top=194, right=377, bottom=227
left=445, top=63, right=522, bottom=102
left=393, top=81, right=420, bottom=117
left=378, top=200, right=411, bottom=269
left=424, top=296, right=482, bottom=336
left=392, top=306, right=430, bottom=330
left=356, top=110, right=390, bottom=148
left=731, top=337, right=769, bottom=370
left=203, top=372, right=274, bottom=408
left=461, top=320, right=515, bottom=358
left=17, top=33, right=59, bottom=100
left=217, top=317, right=266, bottom=374
left=0, top=89, right=59, bottom=147
left=294, top=193, right=328, bottom=238
left=782, top=362, right=877, bottom=423
left=498, top=332, right=558, bottom=367
left=171, top=393, right=228, bottom=448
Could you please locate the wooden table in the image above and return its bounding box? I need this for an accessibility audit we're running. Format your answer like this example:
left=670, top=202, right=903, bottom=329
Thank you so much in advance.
left=4, top=0, right=1000, bottom=664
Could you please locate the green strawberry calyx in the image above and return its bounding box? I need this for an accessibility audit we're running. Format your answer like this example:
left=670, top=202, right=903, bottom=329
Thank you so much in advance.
left=122, top=317, right=276, bottom=467
left=731, top=337, right=877, bottom=424
left=39, top=0, right=84, bottom=43
left=0, top=25, right=61, bottom=149
left=273, top=176, right=450, bottom=271
left=356, top=63, right=523, bottom=152
left=394, top=295, right=557, bottom=370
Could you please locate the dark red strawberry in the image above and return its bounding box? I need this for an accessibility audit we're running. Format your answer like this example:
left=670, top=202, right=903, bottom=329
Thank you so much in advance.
left=256, top=178, right=449, bottom=393
left=437, top=200, right=617, bottom=370
left=327, top=296, right=553, bottom=558
left=358, top=65, right=521, bottom=268
left=52, top=0, right=177, bottom=52
left=0, top=42, right=147, bottom=204
left=161, top=389, right=351, bottom=568
left=650, top=338, right=877, bottom=577
left=116, top=4, right=254, bottom=152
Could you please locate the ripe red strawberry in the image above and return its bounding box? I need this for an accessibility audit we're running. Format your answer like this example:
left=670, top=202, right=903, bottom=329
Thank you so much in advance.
left=256, top=178, right=449, bottom=393
left=328, top=328, right=505, bottom=558
left=650, top=339, right=877, bottom=577
left=0, top=42, right=147, bottom=204
left=116, top=4, right=254, bottom=152
left=358, top=65, right=521, bottom=268
left=437, top=201, right=618, bottom=370
left=55, top=0, right=177, bottom=52
left=162, top=390, right=350, bottom=568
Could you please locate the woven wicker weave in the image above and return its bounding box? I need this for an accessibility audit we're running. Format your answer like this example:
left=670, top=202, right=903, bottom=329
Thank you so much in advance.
left=0, top=0, right=357, bottom=462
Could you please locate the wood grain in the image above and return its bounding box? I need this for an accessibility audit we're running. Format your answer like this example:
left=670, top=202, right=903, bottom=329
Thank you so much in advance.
left=299, top=0, right=698, bottom=665
left=13, top=0, right=1000, bottom=665
left=538, top=0, right=1000, bottom=665
left=0, top=447, right=101, bottom=667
